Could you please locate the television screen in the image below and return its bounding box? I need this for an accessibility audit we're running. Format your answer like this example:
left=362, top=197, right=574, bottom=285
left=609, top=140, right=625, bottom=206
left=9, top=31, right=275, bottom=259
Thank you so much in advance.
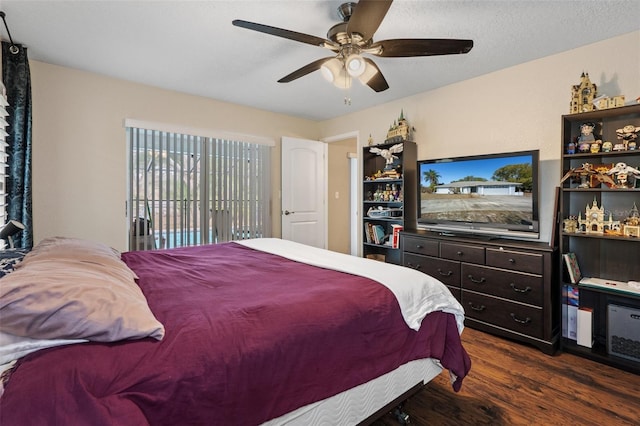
left=417, top=150, right=539, bottom=239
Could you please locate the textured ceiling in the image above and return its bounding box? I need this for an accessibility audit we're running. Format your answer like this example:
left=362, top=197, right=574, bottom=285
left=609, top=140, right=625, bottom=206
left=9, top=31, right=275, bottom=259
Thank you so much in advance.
left=1, top=0, right=639, bottom=121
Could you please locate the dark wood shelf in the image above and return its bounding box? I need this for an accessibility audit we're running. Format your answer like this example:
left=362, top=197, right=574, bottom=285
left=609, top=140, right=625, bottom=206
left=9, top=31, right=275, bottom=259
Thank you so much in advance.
left=559, top=104, right=640, bottom=373
left=563, top=150, right=640, bottom=160
left=577, top=282, right=640, bottom=300
left=363, top=201, right=403, bottom=205
left=561, top=232, right=640, bottom=242
left=562, top=104, right=640, bottom=122
left=363, top=242, right=398, bottom=249
left=362, top=141, right=416, bottom=265
left=562, top=187, right=640, bottom=192
left=562, top=339, right=640, bottom=375
left=363, top=178, right=403, bottom=184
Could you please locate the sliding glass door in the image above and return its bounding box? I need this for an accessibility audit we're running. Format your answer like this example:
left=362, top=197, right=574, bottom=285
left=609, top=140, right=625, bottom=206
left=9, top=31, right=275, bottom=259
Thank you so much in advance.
left=127, top=127, right=271, bottom=250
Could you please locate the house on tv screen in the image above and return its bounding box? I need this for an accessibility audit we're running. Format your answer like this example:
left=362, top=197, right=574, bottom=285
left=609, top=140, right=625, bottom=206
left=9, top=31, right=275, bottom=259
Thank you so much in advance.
left=434, top=180, right=523, bottom=196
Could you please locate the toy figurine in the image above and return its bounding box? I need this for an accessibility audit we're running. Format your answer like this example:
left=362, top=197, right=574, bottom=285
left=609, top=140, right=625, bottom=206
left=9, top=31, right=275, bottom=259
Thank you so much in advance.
left=606, top=162, right=640, bottom=188
left=566, top=141, right=576, bottom=154
left=623, top=203, right=640, bottom=237
left=560, top=162, right=616, bottom=188
left=602, top=141, right=613, bottom=152
left=615, top=124, right=640, bottom=150
left=577, top=122, right=600, bottom=152
left=561, top=163, right=596, bottom=188
left=370, top=143, right=403, bottom=168
left=563, top=216, right=578, bottom=233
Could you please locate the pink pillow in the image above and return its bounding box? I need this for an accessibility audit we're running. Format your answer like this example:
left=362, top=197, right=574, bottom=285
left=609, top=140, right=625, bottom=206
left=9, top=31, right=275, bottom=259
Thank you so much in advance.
left=0, top=237, right=164, bottom=342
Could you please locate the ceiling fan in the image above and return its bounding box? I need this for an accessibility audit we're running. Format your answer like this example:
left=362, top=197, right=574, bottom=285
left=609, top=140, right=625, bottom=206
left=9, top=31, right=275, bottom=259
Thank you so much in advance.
left=232, top=0, right=473, bottom=92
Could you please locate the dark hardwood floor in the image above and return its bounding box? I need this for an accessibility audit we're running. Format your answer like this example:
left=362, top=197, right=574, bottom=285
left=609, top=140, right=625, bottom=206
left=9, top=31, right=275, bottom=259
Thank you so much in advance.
left=372, top=327, right=640, bottom=425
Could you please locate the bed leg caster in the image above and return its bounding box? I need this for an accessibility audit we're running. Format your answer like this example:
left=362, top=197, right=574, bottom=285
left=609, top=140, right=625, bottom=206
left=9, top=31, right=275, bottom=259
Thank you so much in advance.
left=392, top=406, right=410, bottom=425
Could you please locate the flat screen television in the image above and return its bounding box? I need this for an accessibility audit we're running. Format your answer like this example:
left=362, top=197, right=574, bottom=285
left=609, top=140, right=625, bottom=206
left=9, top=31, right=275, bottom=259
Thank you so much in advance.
left=417, top=150, right=540, bottom=239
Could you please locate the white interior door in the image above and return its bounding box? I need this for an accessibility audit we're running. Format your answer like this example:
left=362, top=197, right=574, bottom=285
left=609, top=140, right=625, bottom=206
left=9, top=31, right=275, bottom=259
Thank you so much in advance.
left=281, top=137, right=327, bottom=249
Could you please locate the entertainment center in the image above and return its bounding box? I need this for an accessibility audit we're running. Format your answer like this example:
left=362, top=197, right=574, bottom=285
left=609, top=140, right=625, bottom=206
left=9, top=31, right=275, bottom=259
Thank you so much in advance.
left=394, top=147, right=559, bottom=353
left=363, top=108, right=639, bottom=371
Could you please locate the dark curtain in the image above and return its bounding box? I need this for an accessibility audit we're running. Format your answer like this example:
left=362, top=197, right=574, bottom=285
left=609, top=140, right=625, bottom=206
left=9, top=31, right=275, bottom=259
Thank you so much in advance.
left=2, top=41, right=32, bottom=249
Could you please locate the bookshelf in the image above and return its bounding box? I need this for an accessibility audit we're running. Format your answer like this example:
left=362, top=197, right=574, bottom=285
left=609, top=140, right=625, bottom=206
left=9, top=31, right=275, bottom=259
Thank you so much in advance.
left=559, top=104, right=640, bottom=373
left=362, top=141, right=416, bottom=265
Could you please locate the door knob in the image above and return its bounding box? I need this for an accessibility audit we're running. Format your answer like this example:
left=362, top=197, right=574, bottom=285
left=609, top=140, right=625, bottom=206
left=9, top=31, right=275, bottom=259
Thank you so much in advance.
left=283, top=210, right=295, bottom=215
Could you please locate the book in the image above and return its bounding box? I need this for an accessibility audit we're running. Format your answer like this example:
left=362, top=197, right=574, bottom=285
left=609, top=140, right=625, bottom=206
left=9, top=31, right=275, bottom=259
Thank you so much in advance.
left=391, top=224, right=403, bottom=249
left=577, top=308, right=594, bottom=348
left=373, top=224, right=386, bottom=245
left=566, top=284, right=579, bottom=341
left=563, top=252, right=582, bottom=284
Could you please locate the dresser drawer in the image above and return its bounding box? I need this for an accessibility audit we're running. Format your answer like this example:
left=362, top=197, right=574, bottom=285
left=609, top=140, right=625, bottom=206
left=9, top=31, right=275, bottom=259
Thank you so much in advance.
left=402, top=236, right=439, bottom=256
left=403, top=253, right=460, bottom=287
left=486, top=248, right=542, bottom=274
left=463, top=290, right=544, bottom=339
left=441, top=242, right=485, bottom=264
left=461, top=264, right=543, bottom=306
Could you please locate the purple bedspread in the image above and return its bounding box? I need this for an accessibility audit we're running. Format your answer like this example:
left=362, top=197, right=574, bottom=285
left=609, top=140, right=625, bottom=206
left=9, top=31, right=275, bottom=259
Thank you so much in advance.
left=0, top=242, right=470, bottom=425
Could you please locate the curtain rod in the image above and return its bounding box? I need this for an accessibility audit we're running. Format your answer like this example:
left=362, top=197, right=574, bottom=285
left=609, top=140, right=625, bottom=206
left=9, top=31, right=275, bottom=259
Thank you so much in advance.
left=0, top=11, right=19, bottom=54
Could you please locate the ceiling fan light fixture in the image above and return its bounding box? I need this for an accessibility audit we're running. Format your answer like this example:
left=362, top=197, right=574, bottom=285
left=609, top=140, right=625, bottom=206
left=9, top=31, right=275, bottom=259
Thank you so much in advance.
left=320, top=58, right=343, bottom=83
left=345, top=54, right=366, bottom=77
left=357, top=62, right=378, bottom=85
left=333, top=67, right=352, bottom=89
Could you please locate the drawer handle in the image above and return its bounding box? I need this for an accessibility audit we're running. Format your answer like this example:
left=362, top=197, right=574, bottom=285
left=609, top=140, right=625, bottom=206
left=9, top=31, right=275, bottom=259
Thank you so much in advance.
left=468, top=302, right=486, bottom=312
left=510, top=313, right=532, bottom=324
left=456, top=251, right=464, bottom=256
left=467, top=275, right=486, bottom=284
left=437, top=268, right=453, bottom=277
left=509, top=258, right=516, bottom=263
left=406, top=262, right=421, bottom=270
left=510, top=283, right=532, bottom=293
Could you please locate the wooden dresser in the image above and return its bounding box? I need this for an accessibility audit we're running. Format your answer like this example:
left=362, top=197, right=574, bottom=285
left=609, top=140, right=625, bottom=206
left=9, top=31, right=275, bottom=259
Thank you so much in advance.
left=401, top=230, right=559, bottom=354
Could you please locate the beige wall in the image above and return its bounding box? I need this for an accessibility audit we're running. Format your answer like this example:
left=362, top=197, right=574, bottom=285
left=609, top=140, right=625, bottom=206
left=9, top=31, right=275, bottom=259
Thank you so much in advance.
left=320, top=30, right=640, bottom=244
left=28, top=30, right=639, bottom=250
left=30, top=61, right=320, bottom=251
left=327, top=137, right=356, bottom=253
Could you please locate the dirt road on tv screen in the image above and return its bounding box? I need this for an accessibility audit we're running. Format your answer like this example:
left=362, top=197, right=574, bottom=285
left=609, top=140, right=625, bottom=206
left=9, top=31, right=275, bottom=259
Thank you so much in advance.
left=420, top=193, right=533, bottom=224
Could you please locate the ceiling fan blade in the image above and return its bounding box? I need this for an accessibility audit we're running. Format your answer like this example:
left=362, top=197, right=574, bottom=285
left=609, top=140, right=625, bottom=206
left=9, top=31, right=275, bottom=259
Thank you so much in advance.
left=233, top=20, right=338, bottom=50
left=278, top=57, right=334, bottom=83
left=369, top=38, right=473, bottom=57
left=346, top=0, right=393, bottom=41
left=362, top=58, right=389, bottom=92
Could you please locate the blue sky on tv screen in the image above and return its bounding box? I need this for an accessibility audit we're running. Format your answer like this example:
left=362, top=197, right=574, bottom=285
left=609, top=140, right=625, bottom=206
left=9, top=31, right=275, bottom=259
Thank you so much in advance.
left=420, top=155, right=532, bottom=185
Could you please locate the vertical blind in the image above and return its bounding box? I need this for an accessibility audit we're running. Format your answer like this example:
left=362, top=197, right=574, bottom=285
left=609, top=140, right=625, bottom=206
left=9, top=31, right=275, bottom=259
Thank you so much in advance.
left=127, top=126, right=271, bottom=250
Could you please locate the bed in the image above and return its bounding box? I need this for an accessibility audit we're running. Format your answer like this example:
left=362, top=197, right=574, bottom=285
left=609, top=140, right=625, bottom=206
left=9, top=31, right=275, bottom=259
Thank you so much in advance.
left=0, top=237, right=471, bottom=425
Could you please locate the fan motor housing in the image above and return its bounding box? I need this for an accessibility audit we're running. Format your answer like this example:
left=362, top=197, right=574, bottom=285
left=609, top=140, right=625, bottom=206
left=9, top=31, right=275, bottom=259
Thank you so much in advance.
left=327, top=22, right=367, bottom=47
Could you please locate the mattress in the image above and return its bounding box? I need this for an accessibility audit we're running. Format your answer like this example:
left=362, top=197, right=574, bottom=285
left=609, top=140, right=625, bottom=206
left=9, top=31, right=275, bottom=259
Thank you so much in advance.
left=264, top=357, right=443, bottom=425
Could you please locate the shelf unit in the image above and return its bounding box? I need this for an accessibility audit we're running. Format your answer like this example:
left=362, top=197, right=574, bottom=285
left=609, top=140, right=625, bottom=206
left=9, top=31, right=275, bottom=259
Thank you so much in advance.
left=362, top=141, right=416, bottom=265
left=559, top=104, right=640, bottom=374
